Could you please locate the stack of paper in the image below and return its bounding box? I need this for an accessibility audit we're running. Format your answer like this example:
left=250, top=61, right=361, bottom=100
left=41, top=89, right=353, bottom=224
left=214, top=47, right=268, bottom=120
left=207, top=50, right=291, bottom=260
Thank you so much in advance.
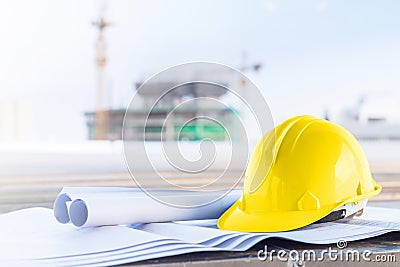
left=1, top=205, right=400, bottom=266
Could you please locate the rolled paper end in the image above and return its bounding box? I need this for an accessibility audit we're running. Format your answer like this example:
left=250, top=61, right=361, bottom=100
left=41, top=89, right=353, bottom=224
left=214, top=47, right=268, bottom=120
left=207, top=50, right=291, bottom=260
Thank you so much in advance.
left=53, top=194, right=72, bottom=224
left=70, top=199, right=89, bottom=227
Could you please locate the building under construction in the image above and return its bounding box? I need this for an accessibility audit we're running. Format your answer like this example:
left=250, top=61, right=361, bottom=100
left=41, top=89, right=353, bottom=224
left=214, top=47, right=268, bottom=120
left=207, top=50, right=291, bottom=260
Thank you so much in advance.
left=85, top=82, right=240, bottom=141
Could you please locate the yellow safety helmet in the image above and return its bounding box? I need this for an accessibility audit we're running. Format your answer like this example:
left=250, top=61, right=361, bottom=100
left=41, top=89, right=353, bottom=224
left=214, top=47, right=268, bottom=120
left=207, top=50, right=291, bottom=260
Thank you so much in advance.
left=218, top=115, right=381, bottom=232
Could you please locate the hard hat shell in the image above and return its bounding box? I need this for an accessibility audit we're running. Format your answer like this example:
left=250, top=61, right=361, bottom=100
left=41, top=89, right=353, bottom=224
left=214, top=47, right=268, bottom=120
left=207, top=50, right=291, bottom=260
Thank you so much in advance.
left=217, top=115, right=381, bottom=232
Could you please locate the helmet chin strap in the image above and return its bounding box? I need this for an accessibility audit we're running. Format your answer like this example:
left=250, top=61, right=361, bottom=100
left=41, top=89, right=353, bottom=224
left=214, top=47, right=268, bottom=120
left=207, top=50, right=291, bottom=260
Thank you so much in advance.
left=314, top=199, right=368, bottom=224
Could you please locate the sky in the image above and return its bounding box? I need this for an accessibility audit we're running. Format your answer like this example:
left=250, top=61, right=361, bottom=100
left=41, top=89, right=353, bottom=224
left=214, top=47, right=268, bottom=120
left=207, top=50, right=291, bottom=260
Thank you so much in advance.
left=0, top=0, right=399, bottom=141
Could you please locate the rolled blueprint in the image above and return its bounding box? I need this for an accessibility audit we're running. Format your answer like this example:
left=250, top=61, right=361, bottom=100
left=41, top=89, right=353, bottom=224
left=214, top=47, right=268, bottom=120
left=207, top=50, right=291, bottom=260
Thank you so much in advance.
left=53, top=187, right=143, bottom=224
left=53, top=187, right=242, bottom=227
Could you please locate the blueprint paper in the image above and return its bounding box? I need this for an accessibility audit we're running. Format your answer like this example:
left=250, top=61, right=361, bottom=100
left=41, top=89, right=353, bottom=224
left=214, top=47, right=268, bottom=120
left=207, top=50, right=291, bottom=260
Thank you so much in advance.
left=53, top=187, right=153, bottom=223
left=1, top=206, right=400, bottom=266
left=53, top=187, right=121, bottom=223
left=54, top=187, right=192, bottom=223
left=54, top=187, right=242, bottom=227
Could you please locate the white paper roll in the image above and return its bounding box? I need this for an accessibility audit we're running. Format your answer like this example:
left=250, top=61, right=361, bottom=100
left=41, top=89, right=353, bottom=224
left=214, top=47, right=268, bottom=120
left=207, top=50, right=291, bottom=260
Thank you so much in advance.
left=53, top=187, right=145, bottom=224
left=67, top=189, right=242, bottom=227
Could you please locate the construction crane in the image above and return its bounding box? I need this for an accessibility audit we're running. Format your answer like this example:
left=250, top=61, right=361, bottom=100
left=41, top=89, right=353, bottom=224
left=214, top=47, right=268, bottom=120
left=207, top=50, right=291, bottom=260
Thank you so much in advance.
left=92, top=7, right=111, bottom=139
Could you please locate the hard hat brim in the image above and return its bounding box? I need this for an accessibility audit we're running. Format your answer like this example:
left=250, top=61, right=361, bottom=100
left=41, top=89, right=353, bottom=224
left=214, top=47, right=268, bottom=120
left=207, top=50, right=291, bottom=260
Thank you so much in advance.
left=217, top=201, right=339, bottom=232
left=217, top=184, right=382, bottom=233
